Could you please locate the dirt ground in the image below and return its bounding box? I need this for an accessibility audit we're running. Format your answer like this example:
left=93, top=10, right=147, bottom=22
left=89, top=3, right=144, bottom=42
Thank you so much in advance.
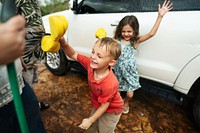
left=34, top=64, right=200, bottom=133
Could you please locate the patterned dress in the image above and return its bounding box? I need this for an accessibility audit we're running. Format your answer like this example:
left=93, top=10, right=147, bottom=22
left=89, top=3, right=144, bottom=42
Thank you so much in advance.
left=114, top=40, right=141, bottom=92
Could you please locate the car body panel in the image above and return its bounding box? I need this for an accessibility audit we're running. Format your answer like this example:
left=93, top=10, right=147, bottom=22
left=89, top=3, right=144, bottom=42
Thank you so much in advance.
left=174, top=55, right=200, bottom=94
left=42, top=4, right=200, bottom=95
left=42, top=0, right=200, bottom=127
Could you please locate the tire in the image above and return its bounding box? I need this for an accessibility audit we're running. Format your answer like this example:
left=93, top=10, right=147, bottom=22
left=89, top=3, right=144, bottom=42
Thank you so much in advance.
left=45, top=49, right=71, bottom=76
left=193, top=94, right=200, bottom=128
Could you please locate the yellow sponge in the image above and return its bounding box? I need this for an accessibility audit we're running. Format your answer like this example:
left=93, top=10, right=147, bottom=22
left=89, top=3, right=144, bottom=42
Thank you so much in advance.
left=49, top=16, right=68, bottom=41
left=41, top=15, right=68, bottom=53
left=41, top=35, right=60, bottom=53
left=95, top=28, right=107, bottom=38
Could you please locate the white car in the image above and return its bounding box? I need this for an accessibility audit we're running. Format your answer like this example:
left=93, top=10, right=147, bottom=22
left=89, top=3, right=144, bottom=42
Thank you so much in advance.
left=42, top=0, right=200, bottom=127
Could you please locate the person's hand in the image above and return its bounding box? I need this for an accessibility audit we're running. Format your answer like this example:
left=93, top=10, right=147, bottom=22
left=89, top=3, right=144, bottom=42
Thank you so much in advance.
left=79, top=118, right=93, bottom=130
left=158, top=0, right=173, bottom=17
left=60, top=37, right=68, bottom=48
left=0, top=15, right=26, bottom=65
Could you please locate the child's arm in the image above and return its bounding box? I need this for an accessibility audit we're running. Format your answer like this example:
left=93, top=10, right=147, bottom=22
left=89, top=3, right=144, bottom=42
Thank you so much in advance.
left=60, top=37, right=78, bottom=61
left=79, top=102, right=110, bottom=130
left=135, top=0, right=173, bottom=48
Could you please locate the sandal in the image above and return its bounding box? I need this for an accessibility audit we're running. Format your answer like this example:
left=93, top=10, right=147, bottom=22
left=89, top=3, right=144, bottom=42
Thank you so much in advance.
left=39, top=102, right=50, bottom=110
left=122, top=106, right=129, bottom=114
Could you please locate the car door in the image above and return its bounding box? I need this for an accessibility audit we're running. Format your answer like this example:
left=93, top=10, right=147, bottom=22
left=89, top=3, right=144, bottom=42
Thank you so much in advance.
left=67, top=0, right=148, bottom=56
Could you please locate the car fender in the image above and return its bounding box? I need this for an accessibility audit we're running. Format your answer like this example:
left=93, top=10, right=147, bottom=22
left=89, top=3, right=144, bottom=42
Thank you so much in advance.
left=174, top=55, right=200, bottom=94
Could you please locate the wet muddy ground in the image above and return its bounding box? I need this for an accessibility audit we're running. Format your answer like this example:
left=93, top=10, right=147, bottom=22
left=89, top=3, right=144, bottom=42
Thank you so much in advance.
left=34, top=64, right=200, bottom=133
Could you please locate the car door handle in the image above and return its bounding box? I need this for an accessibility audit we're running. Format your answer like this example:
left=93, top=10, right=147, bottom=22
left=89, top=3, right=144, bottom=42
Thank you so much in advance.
left=111, top=24, right=118, bottom=26
left=111, top=20, right=119, bottom=26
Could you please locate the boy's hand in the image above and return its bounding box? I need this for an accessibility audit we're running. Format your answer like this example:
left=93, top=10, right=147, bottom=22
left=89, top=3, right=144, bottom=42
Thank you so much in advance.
left=60, top=37, right=68, bottom=48
left=158, top=0, right=173, bottom=17
left=79, top=118, right=93, bottom=130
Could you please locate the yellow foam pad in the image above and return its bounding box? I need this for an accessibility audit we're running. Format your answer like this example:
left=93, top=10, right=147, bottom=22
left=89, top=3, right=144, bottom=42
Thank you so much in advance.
left=41, top=15, right=68, bottom=53
left=49, top=15, right=68, bottom=42
left=95, top=28, right=107, bottom=38
left=41, top=35, right=60, bottom=53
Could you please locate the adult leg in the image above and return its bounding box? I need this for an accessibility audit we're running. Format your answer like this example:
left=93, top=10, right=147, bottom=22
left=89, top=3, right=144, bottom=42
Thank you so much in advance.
left=23, top=66, right=50, bottom=110
left=0, top=100, right=18, bottom=133
left=21, top=79, right=46, bottom=133
left=0, top=79, right=46, bottom=133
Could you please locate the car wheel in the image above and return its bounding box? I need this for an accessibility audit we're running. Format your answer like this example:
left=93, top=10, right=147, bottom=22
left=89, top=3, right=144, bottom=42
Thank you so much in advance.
left=193, top=94, right=200, bottom=128
left=45, top=49, right=71, bottom=76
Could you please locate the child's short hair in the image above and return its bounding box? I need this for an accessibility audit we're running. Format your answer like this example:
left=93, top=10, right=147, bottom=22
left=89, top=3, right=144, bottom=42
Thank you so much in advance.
left=96, top=37, right=121, bottom=60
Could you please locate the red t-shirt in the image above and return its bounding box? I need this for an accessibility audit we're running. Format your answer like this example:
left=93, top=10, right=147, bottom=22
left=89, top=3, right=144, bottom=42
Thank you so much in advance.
left=77, top=54, right=123, bottom=114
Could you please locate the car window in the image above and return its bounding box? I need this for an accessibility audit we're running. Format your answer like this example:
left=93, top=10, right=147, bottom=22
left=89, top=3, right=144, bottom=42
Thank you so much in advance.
left=77, top=0, right=200, bottom=14
left=173, top=0, right=200, bottom=11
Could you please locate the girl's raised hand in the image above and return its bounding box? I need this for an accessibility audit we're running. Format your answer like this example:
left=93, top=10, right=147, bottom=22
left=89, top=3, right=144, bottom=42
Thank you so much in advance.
left=158, top=0, right=173, bottom=17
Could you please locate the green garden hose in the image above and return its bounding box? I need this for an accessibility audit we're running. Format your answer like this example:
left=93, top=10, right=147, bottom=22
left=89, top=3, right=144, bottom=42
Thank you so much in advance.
left=0, top=0, right=29, bottom=133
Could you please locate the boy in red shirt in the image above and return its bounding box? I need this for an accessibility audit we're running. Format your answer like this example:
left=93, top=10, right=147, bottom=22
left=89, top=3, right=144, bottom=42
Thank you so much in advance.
left=60, top=37, right=123, bottom=132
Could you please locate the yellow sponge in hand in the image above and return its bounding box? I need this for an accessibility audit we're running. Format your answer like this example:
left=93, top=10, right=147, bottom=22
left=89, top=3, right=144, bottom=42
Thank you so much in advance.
left=41, top=35, right=60, bottom=53
left=41, top=15, right=68, bottom=53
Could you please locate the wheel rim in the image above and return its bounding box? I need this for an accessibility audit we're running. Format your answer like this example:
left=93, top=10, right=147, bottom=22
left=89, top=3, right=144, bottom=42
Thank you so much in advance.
left=46, top=52, right=60, bottom=69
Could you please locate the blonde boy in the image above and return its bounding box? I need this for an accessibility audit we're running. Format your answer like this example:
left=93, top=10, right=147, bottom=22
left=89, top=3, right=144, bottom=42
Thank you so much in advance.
left=60, top=37, right=123, bottom=133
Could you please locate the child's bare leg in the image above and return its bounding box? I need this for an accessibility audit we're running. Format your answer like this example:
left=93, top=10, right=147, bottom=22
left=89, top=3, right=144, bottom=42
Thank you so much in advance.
left=123, top=91, right=134, bottom=114
left=124, top=91, right=134, bottom=107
